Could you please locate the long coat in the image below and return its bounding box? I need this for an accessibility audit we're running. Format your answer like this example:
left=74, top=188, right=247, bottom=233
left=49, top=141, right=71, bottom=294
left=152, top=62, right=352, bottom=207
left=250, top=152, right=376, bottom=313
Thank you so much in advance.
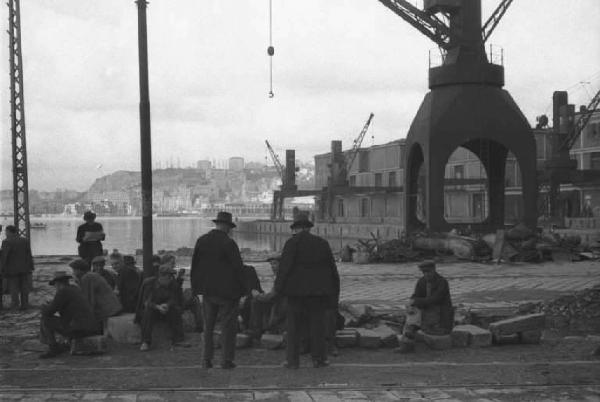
left=79, top=272, right=122, bottom=321
left=41, top=284, right=97, bottom=332
left=190, top=229, right=246, bottom=300
left=0, top=235, right=34, bottom=277
left=274, top=230, right=340, bottom=301
left=76, top=222, right=104, bottom=262
left=117, top=265, right=141, bottom=313
left=411, top=272, right=454, bottom=334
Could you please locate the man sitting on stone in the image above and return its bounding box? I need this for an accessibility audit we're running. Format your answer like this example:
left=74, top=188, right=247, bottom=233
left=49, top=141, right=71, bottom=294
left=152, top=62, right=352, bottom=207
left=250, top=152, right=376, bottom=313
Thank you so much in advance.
left=135, top=265, right=184, bottom=351
left=91, top=255, right=117, bottom=290
left=39, top=271, right=99, bottom=358
left=395, top=260, right=454, bottom=353
left=70, top=259, right=121, bottom=332
left=239, top=264, right=264, bottom=340
left=254, top=256, right=288, bottom=337
left=117, top=255, right=141, bottom=313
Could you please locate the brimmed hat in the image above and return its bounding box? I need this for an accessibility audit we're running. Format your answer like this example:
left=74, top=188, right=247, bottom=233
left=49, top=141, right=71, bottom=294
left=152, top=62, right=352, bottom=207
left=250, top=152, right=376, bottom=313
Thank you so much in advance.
left=418, top=260, right=436, bottom=271
left=49, top=270, right=72, bottom=285
left=158, top=264, right=176, bottom=275
left=266, top=254, right=281, bottom=262
left=83, top=210, right=96, bottom=220
left=290, top=213, right=313, bottom=229
left=212, top=211, right=236, bottom=228
left=91, top=255, right=106, bottom=265
left=69, top=259, right=90, bottom=272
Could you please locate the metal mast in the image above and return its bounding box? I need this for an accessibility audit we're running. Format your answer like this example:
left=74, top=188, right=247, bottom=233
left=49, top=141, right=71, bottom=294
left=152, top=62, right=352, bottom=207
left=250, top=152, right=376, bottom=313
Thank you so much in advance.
left=7, top=0, right=30, bottom=239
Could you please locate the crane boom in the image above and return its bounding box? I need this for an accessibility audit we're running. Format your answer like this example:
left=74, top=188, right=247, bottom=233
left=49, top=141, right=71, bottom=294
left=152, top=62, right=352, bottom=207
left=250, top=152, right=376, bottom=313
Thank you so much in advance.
left=346, top=113, right=375, bottom=173
left=561, top=88, right=600, bottom=151
left=482, top=0, right=514, bottom=42
left=377, top=0, right=451, bottom=50
left=265, top=140, right=285, bottom=180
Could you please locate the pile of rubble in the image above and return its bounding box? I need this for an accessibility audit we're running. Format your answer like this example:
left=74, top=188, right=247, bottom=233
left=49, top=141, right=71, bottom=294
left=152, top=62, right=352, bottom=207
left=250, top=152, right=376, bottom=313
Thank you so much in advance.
left=345, top=222, right=599, bottom=264
left=543, top=284, right=600, bottom=334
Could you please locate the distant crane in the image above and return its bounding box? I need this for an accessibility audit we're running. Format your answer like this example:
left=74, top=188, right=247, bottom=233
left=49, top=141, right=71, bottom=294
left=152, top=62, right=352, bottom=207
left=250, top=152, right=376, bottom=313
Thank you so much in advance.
left=265, top=139, right=285, bottom=183
left=344, top=113, right=374, bottom=175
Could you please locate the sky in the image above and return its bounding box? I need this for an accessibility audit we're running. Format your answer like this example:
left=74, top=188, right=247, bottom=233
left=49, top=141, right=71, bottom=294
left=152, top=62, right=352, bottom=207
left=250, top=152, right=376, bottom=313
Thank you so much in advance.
left=1, top=0, right=599, bottom=192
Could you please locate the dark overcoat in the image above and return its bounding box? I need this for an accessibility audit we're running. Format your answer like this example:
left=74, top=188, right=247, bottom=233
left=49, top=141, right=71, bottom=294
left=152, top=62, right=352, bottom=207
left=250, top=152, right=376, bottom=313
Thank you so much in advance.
left=190, top=229, right=246, bottom=300
left=0, top=236, right=34, bottom=277
left=41, top=284, right=97, bottom=332
left=411, top=272, right=454, bottom=334
left=76, top=222, right=104, bottom=262
left=274, top=230, right=340, bottom=301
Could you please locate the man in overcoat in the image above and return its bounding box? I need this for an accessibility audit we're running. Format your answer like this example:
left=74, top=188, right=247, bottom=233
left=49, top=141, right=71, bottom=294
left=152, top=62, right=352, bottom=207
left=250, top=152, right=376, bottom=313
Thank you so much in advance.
left=76, top=211, right=105, bottom=265
left=0, top=225, right=34, bottom=310
left=274, top=213, right=340, bottom=369
left=191, top=211, right=246, bottom=369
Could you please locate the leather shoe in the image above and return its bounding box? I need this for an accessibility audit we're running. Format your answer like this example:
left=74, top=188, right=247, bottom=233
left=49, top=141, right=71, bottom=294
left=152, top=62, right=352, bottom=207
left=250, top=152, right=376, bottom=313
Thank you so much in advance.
left=282, top=361, right=299, bottom=369
left=312, top=359, right=329, bottom=368
left=221, top=361, right=236, bottom=369
left=202, top=359, right=213, bottom=369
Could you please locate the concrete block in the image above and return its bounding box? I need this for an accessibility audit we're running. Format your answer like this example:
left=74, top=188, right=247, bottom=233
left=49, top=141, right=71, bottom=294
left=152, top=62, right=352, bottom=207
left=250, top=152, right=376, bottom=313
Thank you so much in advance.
left=423, top=333, right=453, bottom=350
left=335, top=329, right=358, bottom=348
left=261, top=333, right=284, bottom=350
left=451, top=328, right=470, bottom=348
left=70, top=335, right=107, bottom=355
left=520, top=329, right=542, bottom=344
left=356, top=328, right=380, bottom=349
left=373, top=325, right=399, bottom=348
left=493, top=332, right=520, bottom=345
left=488, top=313, right=546, bottom=337
left=451, top=325, right=491, bottom=347
left=107, top=314, right=141, bottom=344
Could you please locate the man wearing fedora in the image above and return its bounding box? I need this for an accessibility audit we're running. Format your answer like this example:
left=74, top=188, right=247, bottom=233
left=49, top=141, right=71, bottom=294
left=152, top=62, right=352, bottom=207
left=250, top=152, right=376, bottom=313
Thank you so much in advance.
left=76, top=211, right=105, bottom=265
left=395, top=260, right=454, bottom=353
left=274, top=213, right=340, bottom=369
left=191, top=211, right=246, bottom=369
left=39, top=270, right=98, bottom=358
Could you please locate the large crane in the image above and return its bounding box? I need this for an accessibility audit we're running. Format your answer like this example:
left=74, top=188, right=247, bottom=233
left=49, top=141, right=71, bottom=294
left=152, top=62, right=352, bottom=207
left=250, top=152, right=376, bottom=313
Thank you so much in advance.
left=7, top=0, right=31, bottom=239
left=265, top=140, right=285, bottom=182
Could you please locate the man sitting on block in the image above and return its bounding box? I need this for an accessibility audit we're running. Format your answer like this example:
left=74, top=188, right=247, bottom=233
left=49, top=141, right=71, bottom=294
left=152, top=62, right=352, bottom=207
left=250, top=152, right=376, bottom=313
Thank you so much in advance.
left=135, top=264, right=184, bottom=351
left=39, top=271, right=99, bottom=358
left=395, top=260, right=454, bottom=353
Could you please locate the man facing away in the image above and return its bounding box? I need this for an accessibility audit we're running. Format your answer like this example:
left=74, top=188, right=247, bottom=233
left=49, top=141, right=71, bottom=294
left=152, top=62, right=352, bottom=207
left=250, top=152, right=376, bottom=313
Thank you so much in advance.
left=39, top=270, right=98, bottom=358
left=0, top=225, right=34, bottom=310
left=395, top=260, right=454, bottom=353
left=117, top=255, right=141, bottom=313
left=191, top=211, right=246, bottom=370
left=274, top=213, right=340, bottom=369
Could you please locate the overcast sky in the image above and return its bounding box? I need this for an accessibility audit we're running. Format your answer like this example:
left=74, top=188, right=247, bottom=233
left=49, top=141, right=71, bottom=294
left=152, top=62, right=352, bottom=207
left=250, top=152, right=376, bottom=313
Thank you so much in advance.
left=1, top=0, right=599, bottom=191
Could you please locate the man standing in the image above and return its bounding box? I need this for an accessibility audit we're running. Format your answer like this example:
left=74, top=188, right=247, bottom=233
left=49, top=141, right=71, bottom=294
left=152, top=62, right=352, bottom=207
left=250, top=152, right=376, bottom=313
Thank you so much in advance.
left=275, top=213, right=340, bottom=369
left=76, top=211, right=105, bottom=265
left=191, top=211, right=246, bottom=369
left=395, top=260, right=454, bottom=353
left=1, top=225, right=34, bottom=310
left=39, top=271, right=98, bottom=358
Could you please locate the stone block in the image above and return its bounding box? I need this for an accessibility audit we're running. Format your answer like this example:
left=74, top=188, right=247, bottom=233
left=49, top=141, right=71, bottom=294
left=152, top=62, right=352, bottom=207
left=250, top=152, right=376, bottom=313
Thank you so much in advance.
left=70, top=335, right=107, bottom=355
left=373, top=325, right=399, bottom=348
left=492, top=333, right=520, bottom=345
left=423, top=333, right=453, bottom=350
left=356, top=328, right=380, bottom=349
left=451, top=325, right=491, bottom=347
left=335, top=329, right=358, bottom=348
left=488, top=313, right=546, bottom=337
left=261, top=333, right=284, bottom=350
left=520, top=329, right=542, bottom=344
left=107, top=314, right=141, bottom=344
left=236, top=333, right=252, bottom=349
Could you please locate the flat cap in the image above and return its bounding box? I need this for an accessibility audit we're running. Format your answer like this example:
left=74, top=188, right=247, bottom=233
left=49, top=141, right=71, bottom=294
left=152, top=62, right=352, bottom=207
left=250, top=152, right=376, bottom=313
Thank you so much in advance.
left=418, top=260, right=436, bottom=270
left=91, top=255, right=106, bottom=264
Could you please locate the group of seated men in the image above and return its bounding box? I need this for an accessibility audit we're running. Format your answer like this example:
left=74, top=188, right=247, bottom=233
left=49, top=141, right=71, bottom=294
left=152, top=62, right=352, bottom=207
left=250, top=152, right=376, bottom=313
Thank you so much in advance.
left=38, top=251, right=290, bottom=358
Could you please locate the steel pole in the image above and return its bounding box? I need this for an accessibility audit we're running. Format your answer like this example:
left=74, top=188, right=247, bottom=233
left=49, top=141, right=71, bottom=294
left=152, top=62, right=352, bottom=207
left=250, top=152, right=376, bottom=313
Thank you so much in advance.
left=136, top=0, right=153, bottom=276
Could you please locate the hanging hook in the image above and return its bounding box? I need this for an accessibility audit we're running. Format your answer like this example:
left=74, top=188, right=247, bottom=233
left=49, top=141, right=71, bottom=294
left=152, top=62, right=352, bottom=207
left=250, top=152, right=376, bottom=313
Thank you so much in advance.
left=267, top=0, right=274, bottom=98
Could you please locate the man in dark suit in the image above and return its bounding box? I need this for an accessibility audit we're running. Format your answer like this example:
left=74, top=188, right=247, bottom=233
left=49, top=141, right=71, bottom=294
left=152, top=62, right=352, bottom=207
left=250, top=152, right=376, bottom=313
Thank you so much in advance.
left=274, top=213, right=340, bottom=369
left=191, top=211, right=246, bottom=370
left=1, top=225, right=34, bottom=310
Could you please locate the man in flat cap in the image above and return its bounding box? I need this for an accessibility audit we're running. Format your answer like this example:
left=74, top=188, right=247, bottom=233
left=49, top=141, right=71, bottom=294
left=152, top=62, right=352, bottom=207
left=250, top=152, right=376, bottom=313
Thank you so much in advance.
left=39, top=270, right=98, bottom=358
left=91, top=255, right=117, bottom=290
left=395, top=260, right=454, bottom=353
left=275, top=213, right=340, bottom=369
left=136, top=264, right=184, bottom=351
left=191, top=211, right=246, bottom=369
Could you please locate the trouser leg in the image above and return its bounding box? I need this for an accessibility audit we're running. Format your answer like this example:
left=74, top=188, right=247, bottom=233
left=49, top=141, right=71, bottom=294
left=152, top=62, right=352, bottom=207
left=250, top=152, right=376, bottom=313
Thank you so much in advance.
left=140, top=307, right=157, bottom=345
left=220, top=299, right=239, bottom=363
left=166, top=306, right=184, bottom=343
left=285, top=298, right=302, bottom=366
left=202, top=299, right=219, bottom=361
left=19, top=274, right=30, bottom=309
left=8, top=277, right=19, bottom=309
left=40, top=316, right=66, bottom=347
left=249, top=299, right=270, bottom=339
left=308, top=307, right=326, bottom=362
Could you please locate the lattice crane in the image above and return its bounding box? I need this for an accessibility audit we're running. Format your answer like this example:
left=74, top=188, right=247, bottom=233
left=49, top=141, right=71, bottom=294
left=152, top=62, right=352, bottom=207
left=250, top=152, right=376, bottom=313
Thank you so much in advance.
left=345, top=113, right=374, bottom=174
left=561, top=88, right=600, bottom=151
left=7, top=0, right=31, bottom=239
left=265, top=140, right=285, bottom=183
